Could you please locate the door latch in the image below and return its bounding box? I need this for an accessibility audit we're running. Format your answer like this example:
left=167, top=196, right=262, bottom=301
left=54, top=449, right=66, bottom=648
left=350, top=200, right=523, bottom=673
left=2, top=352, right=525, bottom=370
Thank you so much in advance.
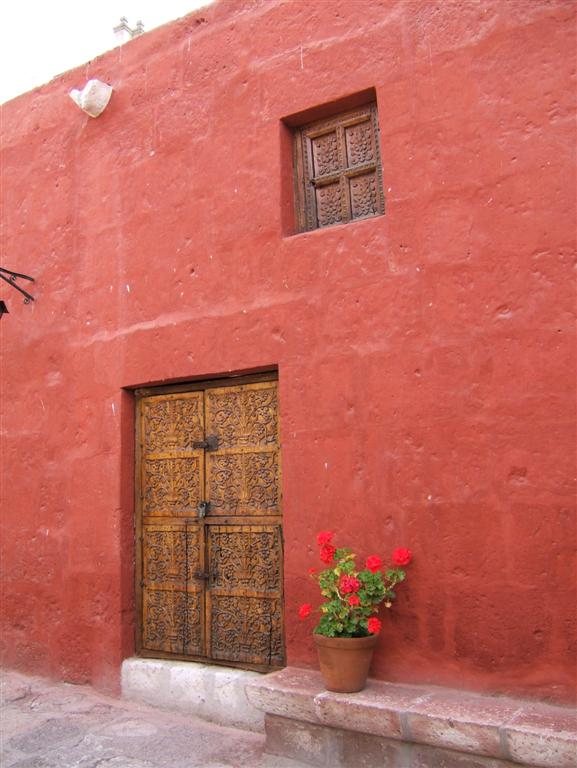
left=192, top=568, right=217, bottom=584
left=193, top=571, right=209, bottom=580
left=192, top=434, right=219, bottom=451
left=197, top=500, right=210, bottom=518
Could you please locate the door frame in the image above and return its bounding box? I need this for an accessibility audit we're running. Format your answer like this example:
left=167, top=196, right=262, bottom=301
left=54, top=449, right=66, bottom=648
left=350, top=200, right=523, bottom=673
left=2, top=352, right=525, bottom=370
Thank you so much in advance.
left=133, top=370, right=284, bottom=672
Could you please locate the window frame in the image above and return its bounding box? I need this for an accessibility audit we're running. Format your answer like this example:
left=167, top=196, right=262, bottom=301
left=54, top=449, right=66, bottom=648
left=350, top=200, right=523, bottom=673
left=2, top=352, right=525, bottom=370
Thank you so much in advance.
left=292, top=102, right=385, bottom=233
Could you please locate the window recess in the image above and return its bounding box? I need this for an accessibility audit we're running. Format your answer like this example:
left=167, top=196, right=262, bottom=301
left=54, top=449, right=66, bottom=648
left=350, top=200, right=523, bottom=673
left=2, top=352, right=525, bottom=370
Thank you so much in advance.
left=293, top=102, right=385, bottom=233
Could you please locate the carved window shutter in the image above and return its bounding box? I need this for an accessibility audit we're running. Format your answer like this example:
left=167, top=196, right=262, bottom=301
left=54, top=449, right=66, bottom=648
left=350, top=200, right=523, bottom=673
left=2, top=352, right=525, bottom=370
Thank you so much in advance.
left=136, top=376, right=284, bottom=670
left=294, top=102, right=385, bottom=232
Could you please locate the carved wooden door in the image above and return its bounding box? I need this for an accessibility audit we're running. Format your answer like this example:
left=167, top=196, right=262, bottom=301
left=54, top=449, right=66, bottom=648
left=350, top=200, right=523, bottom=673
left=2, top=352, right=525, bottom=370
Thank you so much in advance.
left=136, top=376, right=284, bottom=670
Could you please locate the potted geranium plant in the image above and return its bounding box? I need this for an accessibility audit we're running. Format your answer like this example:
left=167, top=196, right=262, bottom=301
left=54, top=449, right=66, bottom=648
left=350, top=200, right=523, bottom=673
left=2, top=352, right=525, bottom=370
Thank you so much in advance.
left=298, top=531, right=412, bottom=692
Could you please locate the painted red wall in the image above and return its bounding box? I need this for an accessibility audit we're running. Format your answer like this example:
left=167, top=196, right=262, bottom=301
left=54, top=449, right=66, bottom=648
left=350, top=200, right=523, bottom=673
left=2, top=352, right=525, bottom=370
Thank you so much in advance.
left=1, top=0, right=575, bottom=703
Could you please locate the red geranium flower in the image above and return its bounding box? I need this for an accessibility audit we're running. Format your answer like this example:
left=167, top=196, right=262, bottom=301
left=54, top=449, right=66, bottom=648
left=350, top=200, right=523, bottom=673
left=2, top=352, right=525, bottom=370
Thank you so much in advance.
left=348, top=595, right=361, bottom=607
left=367, top=617, right=382, bottom=634
left=316, top=531, right=334, bottom=547
left=298, top=603, right=312, bottom=619
left=365, top=555, right=382, bottom=573
left=339, top=574, right=360, bottom=594
left=320, top=544, right=336, bottom=564
left=392, top=548, right=412, bottom=566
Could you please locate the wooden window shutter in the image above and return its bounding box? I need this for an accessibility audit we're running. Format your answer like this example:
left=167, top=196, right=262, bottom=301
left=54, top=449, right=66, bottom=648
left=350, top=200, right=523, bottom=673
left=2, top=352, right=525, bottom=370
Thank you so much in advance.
left=293, top=102, right=385, bottom=232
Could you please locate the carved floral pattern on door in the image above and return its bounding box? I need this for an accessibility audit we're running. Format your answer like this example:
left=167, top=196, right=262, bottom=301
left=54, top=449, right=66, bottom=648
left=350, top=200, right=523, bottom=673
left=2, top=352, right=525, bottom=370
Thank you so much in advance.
left=143, top=457, right=203, bottom=515
left=142, top=396, right=204, bottom=453
left=207, top=453, right=279, bottom=514
left=210, top=595, right=284, bottom=665
left=205, top=386, right=278, bottom=448
left=209, top=527, right=281, bottom=592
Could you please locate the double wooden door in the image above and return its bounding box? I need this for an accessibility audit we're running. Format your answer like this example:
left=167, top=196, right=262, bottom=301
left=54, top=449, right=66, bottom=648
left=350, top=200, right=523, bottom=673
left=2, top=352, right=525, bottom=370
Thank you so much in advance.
left=135, top=376, right=284, bottom=669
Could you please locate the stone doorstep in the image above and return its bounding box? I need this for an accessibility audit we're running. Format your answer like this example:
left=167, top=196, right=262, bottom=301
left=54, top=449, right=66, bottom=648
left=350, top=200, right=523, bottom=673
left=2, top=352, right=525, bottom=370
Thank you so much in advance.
left=121, top=657, right=265, bottom=733
left=245, top=668, right=577, bottom=768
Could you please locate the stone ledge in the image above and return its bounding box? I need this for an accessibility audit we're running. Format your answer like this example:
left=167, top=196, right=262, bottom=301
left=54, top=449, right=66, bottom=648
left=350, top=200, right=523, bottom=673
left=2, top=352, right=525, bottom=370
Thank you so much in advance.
left=121, top=657, right=264, bottom=732
left=245, top=668, right=577, bottom=768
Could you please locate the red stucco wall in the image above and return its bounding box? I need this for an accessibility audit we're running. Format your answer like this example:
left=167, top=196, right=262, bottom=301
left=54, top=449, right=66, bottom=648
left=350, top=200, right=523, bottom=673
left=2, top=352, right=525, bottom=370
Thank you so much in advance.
left=1, top=0, right=575, bottom=703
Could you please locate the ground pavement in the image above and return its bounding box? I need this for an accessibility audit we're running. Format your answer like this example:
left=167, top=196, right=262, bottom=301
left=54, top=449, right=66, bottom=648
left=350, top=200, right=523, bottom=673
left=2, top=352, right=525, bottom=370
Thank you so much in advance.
left=0, top=669, right=309, bottom=768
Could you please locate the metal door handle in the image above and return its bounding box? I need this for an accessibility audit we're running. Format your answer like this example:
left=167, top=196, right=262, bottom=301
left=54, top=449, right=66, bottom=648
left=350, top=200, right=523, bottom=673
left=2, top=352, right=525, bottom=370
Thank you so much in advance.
left=193, top=571, right=209, bottom=580
left=192, top=568, right=217, bottom=583
left=192, top=435, right=219, bottom=451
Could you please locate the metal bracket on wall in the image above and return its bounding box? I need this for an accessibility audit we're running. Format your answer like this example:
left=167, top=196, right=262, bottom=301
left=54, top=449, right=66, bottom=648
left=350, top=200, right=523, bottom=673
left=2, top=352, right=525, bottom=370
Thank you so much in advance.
left=0, top=266, right=36, bottom=305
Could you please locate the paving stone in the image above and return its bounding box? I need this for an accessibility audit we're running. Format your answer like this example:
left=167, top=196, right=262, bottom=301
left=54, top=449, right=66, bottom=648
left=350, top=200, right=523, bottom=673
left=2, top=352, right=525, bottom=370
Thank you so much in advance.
left=95, top=717, right=163, bottom=740
left=8, top=718, right=85, bottom=753
left=3, top=730, right=118, bottom=768
left=0, top=750, right=25, bottom=768
left=115, top=721, right=263, bottom=768
left=1, top=708, right=50, bottom=738
left=44, top=693, right=119, bottom=717
left=6, top=751, right=118, bottom=768
left=261, top=754, right=323, bottom=768
left=87, top=759, right=158, bottom=768
left=7, top=756, right=155, bottom=768
left=0, top=678, right=32, bottom=706
left=0, top=669, right=310, bottom=768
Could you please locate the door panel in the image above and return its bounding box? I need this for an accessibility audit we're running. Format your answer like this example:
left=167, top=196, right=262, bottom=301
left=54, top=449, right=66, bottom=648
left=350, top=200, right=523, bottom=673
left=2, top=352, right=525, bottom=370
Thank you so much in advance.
left=142, top=589, right=183, bottom=654
left=142, top=589, right=202, bottom=655
left=204, top=383, right=278, bottom=449
left=142, top=457, right=204, bottom=517
left=137, top=377, right=284, bottom=669
left=208, top=524, right=284, bottom=665
left=141, top=393, right=205, bottom=517
left=142, top=394, right=205, bottom=452
left=205, top=383, right=280, bottom=516
left=141, top=524, right=205, bottom=655
left=208, top=525, right=282, bottom=591
left=142, top=525, right=191, bottom=586
left=207, top=452, right=280, bottom=516
left=209, top=594, right=284, bottom=665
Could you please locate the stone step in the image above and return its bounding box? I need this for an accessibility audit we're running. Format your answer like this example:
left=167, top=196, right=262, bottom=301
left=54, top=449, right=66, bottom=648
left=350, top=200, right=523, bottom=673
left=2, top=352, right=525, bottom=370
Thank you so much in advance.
left=121, top=657, right=265, bottom=732
left=245, top=667, right=577, bottom=768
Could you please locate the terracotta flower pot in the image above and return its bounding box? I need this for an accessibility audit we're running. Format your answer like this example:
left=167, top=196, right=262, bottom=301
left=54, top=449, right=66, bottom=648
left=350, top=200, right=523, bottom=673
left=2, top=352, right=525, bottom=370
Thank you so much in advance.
left=313, top=633, right=379, bottom=693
